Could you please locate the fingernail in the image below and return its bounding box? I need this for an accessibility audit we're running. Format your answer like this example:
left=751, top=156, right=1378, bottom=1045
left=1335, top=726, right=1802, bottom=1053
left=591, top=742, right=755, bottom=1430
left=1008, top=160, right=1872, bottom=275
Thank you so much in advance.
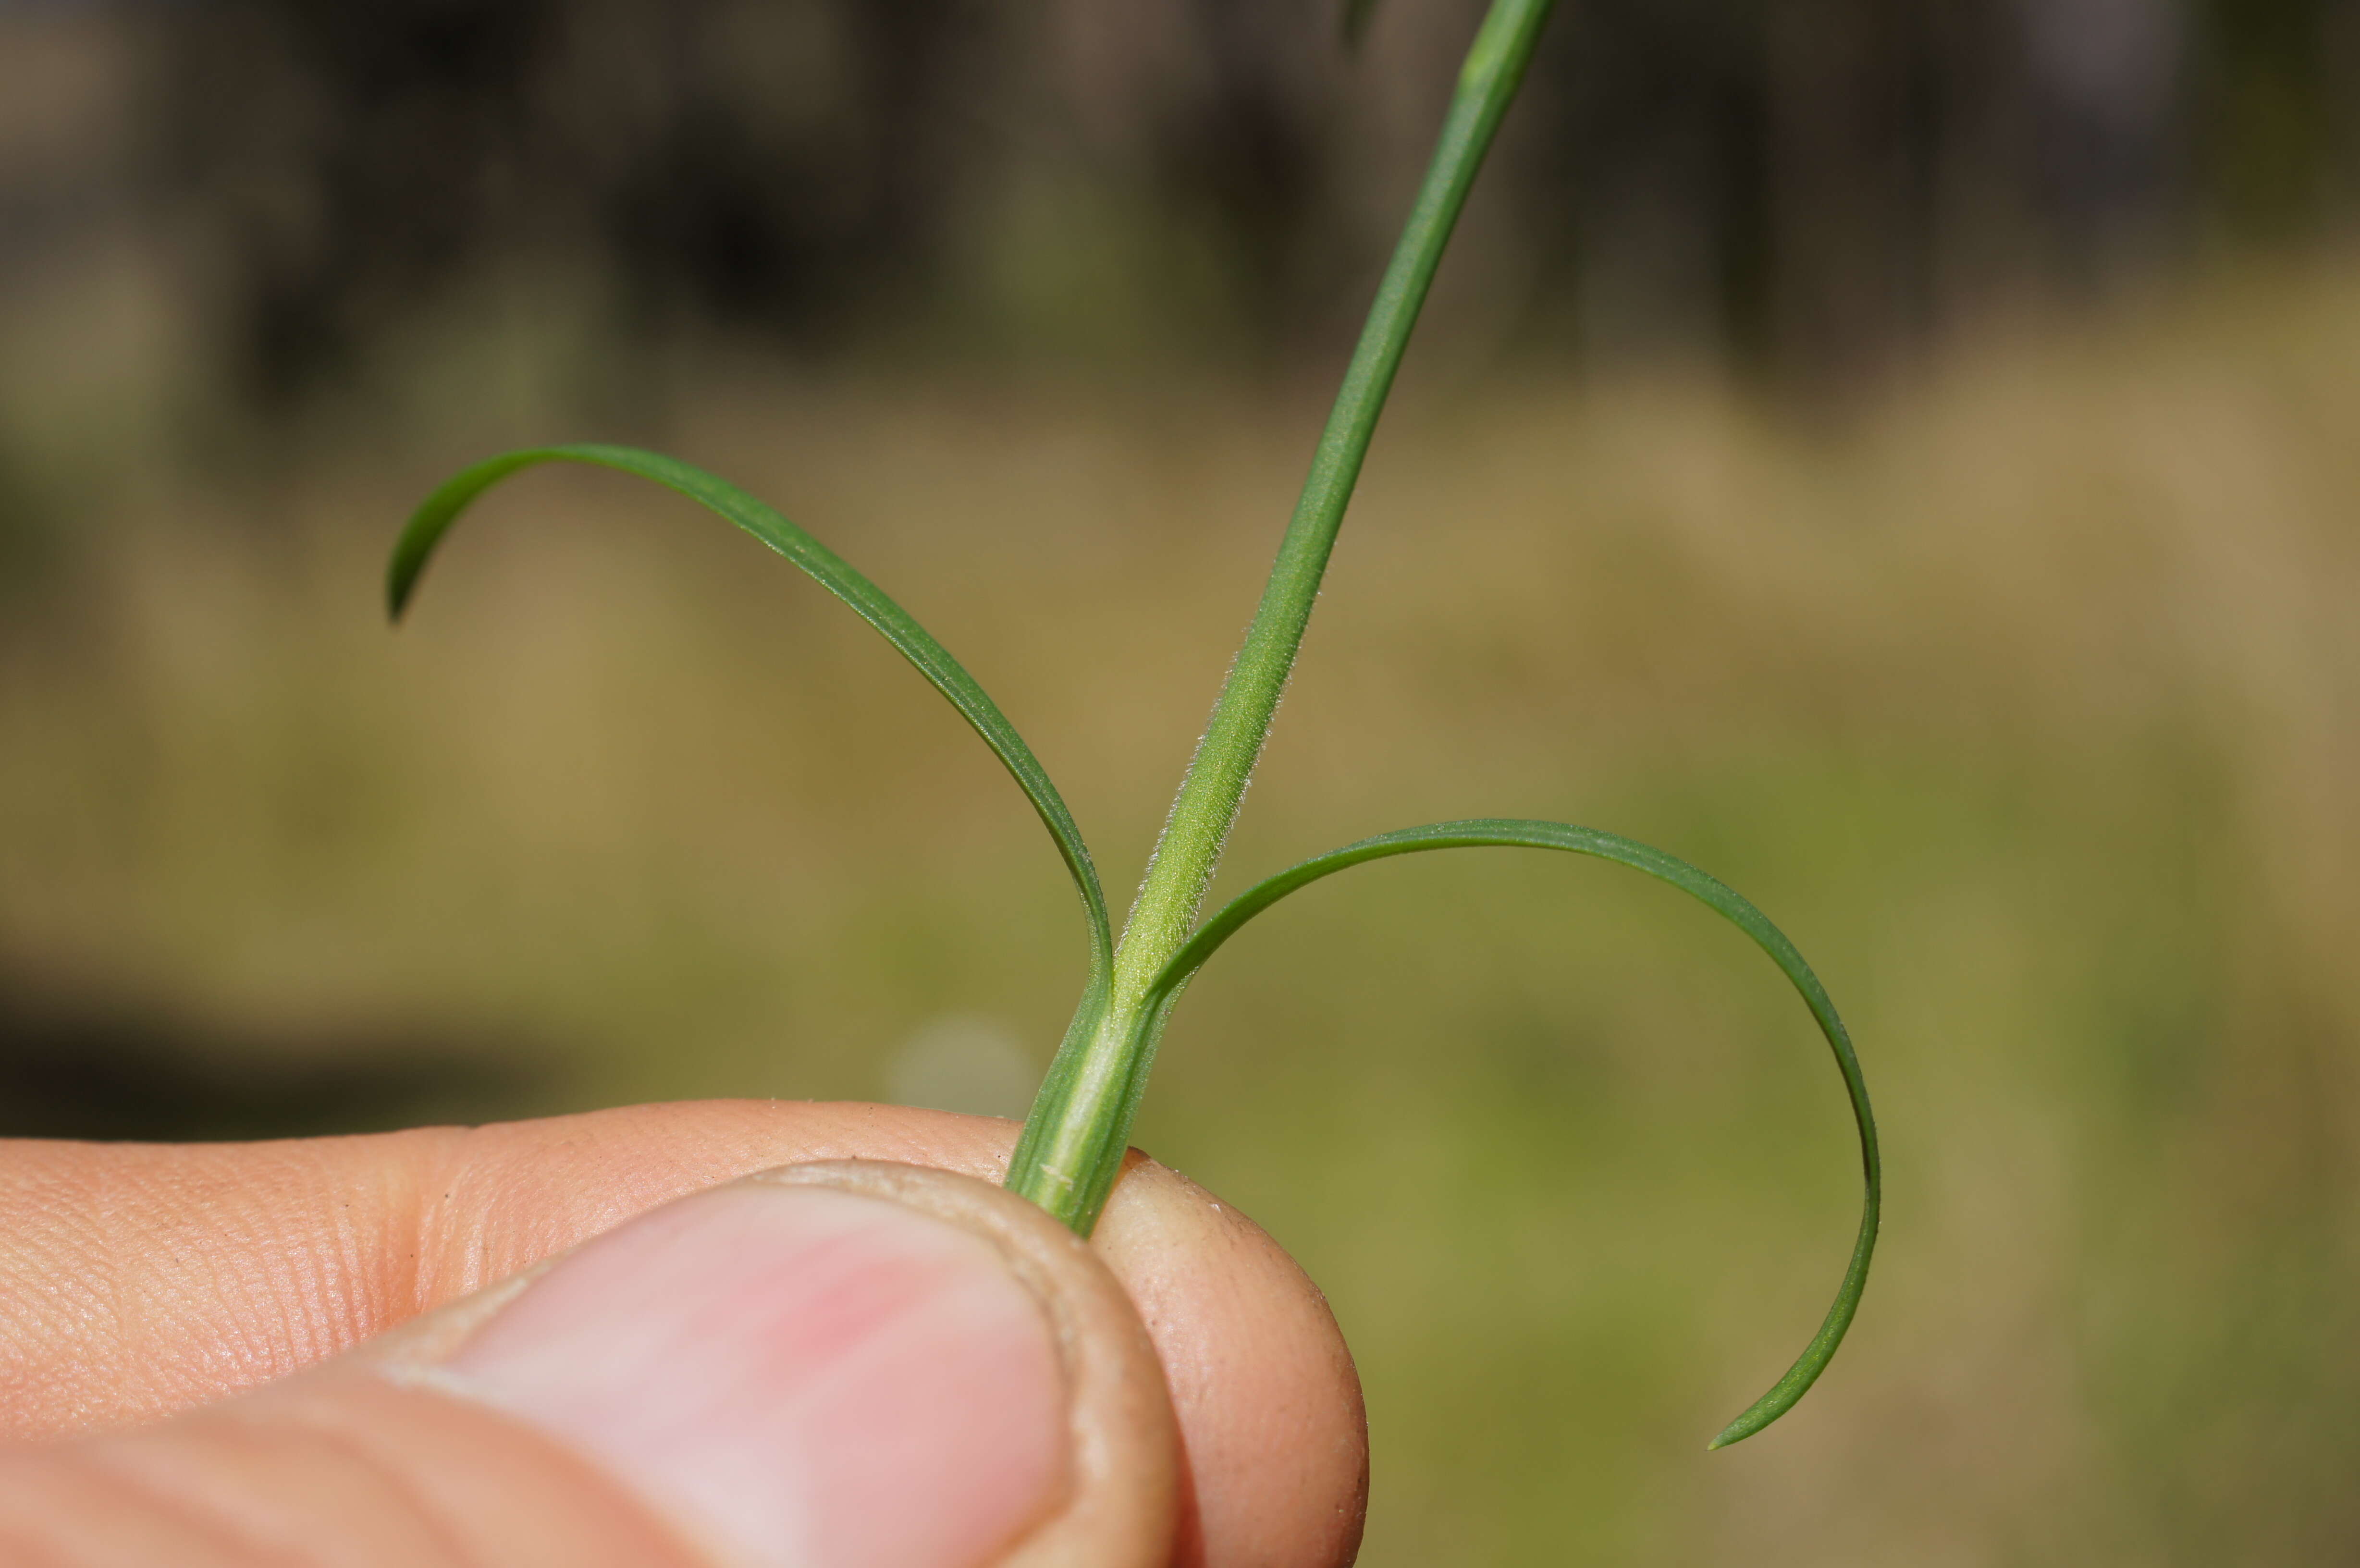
left=437, top=1182, right=1069, bottom=1568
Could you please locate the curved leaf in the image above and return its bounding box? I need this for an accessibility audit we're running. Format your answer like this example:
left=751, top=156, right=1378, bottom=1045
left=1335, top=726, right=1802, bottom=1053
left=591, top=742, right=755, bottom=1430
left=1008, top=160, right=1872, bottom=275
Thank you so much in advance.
left=388, top=443, right=1114, bottom=985
left=1128, top=818, right=1878, bottom=1449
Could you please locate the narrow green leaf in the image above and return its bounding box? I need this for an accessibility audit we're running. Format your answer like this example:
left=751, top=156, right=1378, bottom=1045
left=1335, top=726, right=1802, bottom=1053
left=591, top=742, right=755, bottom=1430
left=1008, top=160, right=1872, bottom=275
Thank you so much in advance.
left=1342, top=0, right=1383, bottom=49
left=387, top=443, right=1115, bottom=992
left=1104, top=818, right=1879, bottom=1447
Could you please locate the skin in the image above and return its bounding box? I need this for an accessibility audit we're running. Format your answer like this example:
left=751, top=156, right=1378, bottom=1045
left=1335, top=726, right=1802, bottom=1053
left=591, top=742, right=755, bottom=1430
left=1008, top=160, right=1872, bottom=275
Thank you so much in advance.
left=0, top=1100, right=1368, bottom=1567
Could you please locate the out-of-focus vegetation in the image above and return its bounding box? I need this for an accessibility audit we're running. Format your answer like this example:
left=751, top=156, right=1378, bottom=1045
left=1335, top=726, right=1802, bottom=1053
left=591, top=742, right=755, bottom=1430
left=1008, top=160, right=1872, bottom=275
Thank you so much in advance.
left=3, top=1, right=2358, bottom=1564
left=12, top=0, right=2358, bottom=406
left=4, top=276, right=2356, bottom=1561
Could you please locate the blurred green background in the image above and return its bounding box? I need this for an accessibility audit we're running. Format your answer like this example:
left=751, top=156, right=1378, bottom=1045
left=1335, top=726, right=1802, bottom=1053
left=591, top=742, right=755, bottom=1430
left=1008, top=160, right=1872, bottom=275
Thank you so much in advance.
left=3, top=0, right=2358, bottom=1561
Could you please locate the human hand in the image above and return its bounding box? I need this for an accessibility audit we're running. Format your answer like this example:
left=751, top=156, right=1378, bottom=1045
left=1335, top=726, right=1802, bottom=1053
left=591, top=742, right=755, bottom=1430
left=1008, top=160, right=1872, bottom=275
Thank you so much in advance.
left=0, top=1101, right=1366, bottom=1566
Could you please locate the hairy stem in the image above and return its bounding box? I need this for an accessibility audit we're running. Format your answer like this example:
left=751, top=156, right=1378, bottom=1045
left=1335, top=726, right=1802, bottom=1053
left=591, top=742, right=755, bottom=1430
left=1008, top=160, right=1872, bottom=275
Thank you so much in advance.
left=1007, top=0, right=1558, bottom=1231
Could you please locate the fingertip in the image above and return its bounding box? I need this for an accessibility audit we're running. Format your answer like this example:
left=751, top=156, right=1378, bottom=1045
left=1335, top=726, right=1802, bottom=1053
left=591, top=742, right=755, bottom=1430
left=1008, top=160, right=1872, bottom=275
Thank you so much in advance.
left=1094, top=1156, right=1369, bottom=1568
left=392, top=1159, right=1181, bottom=1568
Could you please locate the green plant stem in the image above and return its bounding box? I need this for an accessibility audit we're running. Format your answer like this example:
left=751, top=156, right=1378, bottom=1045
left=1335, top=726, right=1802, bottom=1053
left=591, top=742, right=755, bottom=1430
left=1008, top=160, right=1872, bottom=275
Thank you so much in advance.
left=1006, top=0, right=1558, bottom=1231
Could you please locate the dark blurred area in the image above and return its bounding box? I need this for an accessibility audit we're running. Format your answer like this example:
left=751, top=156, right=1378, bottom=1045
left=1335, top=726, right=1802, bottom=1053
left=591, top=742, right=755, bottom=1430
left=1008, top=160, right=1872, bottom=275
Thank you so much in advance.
left=8, top=0, right=2357, bottom=408
left=0, top=964, right=529, bottom=1139
left=2, top=1, right=2358, bottom=1562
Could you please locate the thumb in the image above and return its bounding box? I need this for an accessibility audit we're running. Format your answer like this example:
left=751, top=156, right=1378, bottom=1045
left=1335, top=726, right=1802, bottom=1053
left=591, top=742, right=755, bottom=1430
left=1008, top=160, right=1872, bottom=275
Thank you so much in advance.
left=0, top=1161, right=1180, bottom=1568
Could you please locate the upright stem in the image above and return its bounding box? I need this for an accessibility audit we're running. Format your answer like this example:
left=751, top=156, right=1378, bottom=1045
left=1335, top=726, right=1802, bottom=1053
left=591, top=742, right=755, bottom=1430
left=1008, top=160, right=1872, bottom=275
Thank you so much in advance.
left=1007, top=0, right=1558, bottom=1231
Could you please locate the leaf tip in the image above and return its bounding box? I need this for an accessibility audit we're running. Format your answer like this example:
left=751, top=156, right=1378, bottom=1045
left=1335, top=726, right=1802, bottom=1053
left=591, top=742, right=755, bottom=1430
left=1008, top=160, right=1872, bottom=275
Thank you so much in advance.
left=384, top=557, right=419, bottom=625
left=1708, top=1390, right=1789, bottom=1452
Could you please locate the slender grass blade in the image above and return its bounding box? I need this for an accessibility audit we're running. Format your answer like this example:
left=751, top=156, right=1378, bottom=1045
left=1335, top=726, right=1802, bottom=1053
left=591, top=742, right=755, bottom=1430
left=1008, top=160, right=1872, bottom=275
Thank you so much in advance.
left=387, top=443, right=1115, bottom=989
left=1105, top=818, right=1878, bottom=1446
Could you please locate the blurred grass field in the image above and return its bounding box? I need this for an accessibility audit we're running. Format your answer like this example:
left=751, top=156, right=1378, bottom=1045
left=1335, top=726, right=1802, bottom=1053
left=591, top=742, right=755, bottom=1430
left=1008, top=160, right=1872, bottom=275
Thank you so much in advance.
left=3, top=260, right=2359, bottom=1563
